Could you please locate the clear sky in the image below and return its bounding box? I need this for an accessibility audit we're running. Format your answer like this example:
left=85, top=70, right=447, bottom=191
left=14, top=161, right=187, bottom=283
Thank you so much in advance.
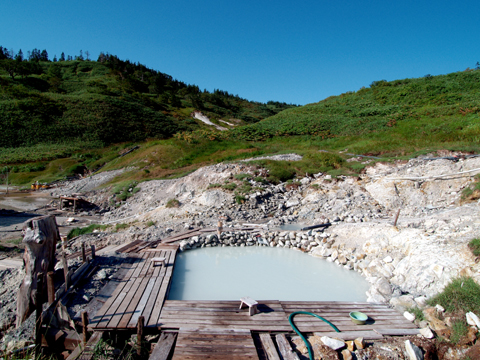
left=2, top=0, right=479, bottom=105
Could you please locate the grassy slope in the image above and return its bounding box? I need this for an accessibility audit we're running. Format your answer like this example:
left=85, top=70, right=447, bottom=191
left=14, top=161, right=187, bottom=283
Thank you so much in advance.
left=229, top=71, right=480, bottom=156
left=2, top=69, right=480, bottom=186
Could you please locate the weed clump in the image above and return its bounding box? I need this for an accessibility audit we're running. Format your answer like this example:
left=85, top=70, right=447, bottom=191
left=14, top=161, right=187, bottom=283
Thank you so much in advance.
left=67, top=224, right=108, bottom=239
left=427, top=276, right=480, bottom=314
left=166, top=198, right=180, bottom=208
left=469, top=238, right=480, bottom=256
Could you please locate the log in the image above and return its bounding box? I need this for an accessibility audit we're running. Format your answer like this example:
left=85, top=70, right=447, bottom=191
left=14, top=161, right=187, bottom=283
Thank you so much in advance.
left=16, top=215, right=59, bottom=327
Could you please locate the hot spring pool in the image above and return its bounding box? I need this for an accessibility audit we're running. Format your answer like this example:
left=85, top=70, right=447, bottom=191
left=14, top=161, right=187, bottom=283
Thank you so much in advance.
left=168, top=246, right=369, bottom=301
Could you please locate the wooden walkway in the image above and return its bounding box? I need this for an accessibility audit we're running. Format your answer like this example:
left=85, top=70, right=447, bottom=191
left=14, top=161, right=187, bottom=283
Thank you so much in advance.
left=88, top=245, right=178, bottom=330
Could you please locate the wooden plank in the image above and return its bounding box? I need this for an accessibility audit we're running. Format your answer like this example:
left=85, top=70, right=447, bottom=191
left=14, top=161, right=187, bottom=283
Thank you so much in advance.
left=375, top=328, right=421, bottom=336
left=66, top=331, right=102, bottom=360
left=313, top=330, right=383, bottom=340
left=128, top=277, right=156, bottom=328
left=102, top=277, right=138, bottom=328
left=149, top=333, right=177, bottom=360
left=142, top=276, right=164, bottom=325
left=275, top=334, right=300, bottom=360
left=89, top=278, right=131, bottom=328
left=116, top=277, right=150, bottom=329
left=259, top=333, right=281, bottom=360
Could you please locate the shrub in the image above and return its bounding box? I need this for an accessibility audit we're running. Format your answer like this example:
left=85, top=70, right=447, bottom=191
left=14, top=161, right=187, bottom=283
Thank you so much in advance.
left=146, top=220, right=156, bottom=227
left=207, top=183, right=222, bottom=189
left=166, top=198, right=180, bottom=208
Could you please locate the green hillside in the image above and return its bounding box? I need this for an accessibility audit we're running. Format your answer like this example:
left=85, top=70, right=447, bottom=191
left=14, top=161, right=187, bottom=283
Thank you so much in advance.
left=1, top=48, right=479, bottom=187
left=0, top=49, right=295, bottom=150
left=227, top=70, right=480, bottom=155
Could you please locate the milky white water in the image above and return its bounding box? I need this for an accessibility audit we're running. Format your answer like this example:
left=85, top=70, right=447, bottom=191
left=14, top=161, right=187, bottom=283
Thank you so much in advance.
left=168, top=246, right=369, bottom=301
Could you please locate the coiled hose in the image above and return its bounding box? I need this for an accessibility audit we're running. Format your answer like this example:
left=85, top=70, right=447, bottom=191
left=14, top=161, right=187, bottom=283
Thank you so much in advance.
left=288, top=311, right=340, bottom=360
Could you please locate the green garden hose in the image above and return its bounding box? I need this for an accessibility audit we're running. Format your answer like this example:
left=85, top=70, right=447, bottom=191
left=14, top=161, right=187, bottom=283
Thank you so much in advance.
left=288, top=311, right=340, bottom=360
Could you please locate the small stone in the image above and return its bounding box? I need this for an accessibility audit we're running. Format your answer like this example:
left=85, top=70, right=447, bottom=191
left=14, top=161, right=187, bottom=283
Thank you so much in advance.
left=404, top=311, right=416, bottom=322
left=346, top=340, right=354, bottom=351
left=354, top=337, right=365, bottom=350
left=320, top=336, right=345, bottom=350
left=466, top=312, right=480, bottom=328
left=419, top=327, right=435, bottom=339
left=405, top=340, right=423, bottom=360
left=435, top=304, right=445, bottom=313
left=341, top=349, right=353, bottom=360
left=383, top=255, right=393, bottom=263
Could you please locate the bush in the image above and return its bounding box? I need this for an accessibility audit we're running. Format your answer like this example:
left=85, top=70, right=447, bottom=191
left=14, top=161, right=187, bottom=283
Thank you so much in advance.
left=115, top=223, right=129, bottom=231
left=207, top=183, right=221, bottom=189
left=450, top=319, right=469, bottom=344
left=166, top=198, right=180, bottom=208
left=235, top=193, right=246, bottom=204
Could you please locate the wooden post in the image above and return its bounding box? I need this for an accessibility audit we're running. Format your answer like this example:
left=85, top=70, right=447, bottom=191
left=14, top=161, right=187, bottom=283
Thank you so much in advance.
left=217, top=221, right=223, bottom=239
left=81, top=243, right=86, bottom=263
left=17, top=215, right=59, bottom=327
left=82, top=311, right=89, bottom=345
left=47, top=271, right=55, bottom=305
left=35, top=272, right=44, bottom=356
left=91, top=245, right=96, bottom=259
left=137, top=316, right=144, bottom=356
left=74, top=199, right=77, bottom=212
left=61, top=252, right=69, bottom=289
left=393, top=209, right=401, bottom=227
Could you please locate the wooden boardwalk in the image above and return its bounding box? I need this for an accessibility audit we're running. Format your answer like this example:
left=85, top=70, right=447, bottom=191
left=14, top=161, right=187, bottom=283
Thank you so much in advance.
left=89, top=245, right=178, bottom=330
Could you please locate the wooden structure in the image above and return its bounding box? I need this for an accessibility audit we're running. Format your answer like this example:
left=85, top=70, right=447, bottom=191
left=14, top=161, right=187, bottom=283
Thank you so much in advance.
left=17, top=215, right=59, bottom=327
left=89, top=245, right=178, bottom=330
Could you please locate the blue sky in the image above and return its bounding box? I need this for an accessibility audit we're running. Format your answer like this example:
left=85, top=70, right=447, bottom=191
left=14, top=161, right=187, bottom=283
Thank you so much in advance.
left=2, top=0, right=479, bottom=105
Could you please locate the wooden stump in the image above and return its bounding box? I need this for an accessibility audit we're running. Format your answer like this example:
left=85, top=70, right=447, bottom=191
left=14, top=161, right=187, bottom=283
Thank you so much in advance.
left=16, top=215, right=59, bottom=327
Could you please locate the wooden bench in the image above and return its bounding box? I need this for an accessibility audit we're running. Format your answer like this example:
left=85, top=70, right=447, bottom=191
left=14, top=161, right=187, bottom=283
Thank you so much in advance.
left=151, top=257, right=166, bottom=267
left=239, top=297, right=258, bottom=316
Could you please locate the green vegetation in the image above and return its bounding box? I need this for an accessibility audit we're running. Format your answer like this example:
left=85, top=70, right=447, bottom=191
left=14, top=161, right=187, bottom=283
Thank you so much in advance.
left=112, top=181, right=140, bottom=201
left=222, top=182, right=237, bottom=191
left=115, top=223, right=129, bottom=231
left=407, top=307, right=425, bottom=322
left=67, top=224, right=109, bottom=239
left=428, top=277, right=480, bottom=314
left=1, top=48, right=480, bottom=189
left=468, top=238, right=480, bottom=256
left=146, top=220, right=156, bottom=227
left=462, top=175, right=480, bottom=201
left=166, top=198, right=180, bottom=208
left=0, top=47, right=294, bottom=151
left=450, top=319, right=470, bottom=344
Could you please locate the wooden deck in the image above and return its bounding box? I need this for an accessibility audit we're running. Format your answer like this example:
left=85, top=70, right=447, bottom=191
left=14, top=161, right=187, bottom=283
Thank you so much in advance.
left=158, top=300, right=417, bottom=334
left=88, top=246, right=178, bottom=330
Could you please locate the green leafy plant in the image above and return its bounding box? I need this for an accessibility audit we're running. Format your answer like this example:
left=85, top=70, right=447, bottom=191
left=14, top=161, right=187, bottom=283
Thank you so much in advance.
left=406, top=307, right=425, bottom=322
left=234, top=173, right=251, bottom=181
left=450, top=319, right=470, bottom=344
left=207, top=183, right=222, bottom=189
left=146, top=220, right=156, bottom=227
